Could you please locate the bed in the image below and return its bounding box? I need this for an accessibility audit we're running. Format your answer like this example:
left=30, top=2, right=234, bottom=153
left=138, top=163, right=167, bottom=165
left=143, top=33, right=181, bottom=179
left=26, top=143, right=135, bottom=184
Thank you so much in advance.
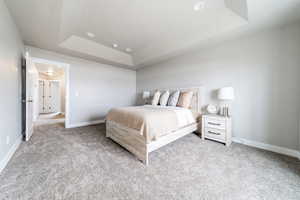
left=106, top=87, right=203, bottom=165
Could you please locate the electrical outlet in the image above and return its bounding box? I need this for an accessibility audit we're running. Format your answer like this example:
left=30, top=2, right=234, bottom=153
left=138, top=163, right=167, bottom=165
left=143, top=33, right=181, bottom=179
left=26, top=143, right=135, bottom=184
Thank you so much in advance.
left=6, top=136, right=10, bottom=145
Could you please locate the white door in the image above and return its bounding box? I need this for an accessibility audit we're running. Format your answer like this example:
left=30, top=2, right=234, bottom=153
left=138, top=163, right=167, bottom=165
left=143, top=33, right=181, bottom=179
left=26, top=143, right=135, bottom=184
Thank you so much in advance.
left=48, top=81, right=60, bottom=113
left=44, top=80, right=51, bottom=113
left=25, top=57, right=36, bottom=141
left=39, top=80, right=61, bottom=114
left=39, top=80, right=46, bottom=113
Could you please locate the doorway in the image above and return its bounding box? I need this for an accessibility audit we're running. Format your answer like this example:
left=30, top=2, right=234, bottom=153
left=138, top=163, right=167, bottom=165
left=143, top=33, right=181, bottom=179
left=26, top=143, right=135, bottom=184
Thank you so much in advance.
left=22, top=53, right=70, bottom=141
left=33, top=59, right=69, bottom=127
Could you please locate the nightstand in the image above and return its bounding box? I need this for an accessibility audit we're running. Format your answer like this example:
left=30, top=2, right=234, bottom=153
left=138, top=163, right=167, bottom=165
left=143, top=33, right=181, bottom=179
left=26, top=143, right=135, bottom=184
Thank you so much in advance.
left=201, top=114, right=232, bottom=146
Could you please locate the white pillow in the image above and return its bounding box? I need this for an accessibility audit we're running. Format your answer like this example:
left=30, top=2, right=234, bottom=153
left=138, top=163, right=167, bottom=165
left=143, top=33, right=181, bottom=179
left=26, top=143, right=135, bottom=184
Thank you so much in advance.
left=159, top=91, right=170, bottom=106
left=151, top=91, right=161, bottom=106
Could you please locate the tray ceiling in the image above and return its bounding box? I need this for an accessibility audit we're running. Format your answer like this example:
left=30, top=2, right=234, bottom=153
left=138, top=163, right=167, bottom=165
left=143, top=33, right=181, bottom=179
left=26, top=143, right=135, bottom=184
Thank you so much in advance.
left=5, top=0, right=300, bottom=69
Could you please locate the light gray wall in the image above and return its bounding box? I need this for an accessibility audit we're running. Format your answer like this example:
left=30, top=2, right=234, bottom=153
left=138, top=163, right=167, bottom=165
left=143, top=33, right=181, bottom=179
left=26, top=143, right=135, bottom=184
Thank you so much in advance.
left=0, top=0, right=24, bottom=164
left=137, top=22, right=300, bottom=151
left=27, top=46, right=136, bottom=126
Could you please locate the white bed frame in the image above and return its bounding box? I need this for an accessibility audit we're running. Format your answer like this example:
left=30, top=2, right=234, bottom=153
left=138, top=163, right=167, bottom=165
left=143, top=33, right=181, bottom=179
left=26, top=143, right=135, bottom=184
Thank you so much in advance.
left=106, top=87, right=204, bottom=165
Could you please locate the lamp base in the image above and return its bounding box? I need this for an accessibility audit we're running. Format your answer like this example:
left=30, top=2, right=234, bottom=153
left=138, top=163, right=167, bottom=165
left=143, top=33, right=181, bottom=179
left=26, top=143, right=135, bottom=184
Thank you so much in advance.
left=220, top=104, right=231, bottom=117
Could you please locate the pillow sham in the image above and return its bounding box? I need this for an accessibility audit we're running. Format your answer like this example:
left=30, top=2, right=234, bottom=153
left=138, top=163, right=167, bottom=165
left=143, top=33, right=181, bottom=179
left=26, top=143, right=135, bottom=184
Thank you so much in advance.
left=177, top=91, right=193, bottom=108
left=167, top=90, right=180, bottom=106
left=159, top=91, right=170, bottom=106
left=151, top=91, right=161, bottom=106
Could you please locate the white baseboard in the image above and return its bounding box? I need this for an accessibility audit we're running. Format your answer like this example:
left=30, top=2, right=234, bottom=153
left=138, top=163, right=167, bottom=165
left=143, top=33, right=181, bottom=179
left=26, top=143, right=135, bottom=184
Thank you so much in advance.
left=67, top=119, right=105, bottom=128
left=0, top=135, right=22, bottom=174
left=232, top=137, right=300, bottom=159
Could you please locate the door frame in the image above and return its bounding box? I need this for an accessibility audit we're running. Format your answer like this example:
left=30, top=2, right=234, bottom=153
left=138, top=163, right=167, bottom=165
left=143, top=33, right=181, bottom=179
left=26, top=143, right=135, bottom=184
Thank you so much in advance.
left=21, top=57, right=27, bottom=140
left=31, top=57, right=70, bottom=128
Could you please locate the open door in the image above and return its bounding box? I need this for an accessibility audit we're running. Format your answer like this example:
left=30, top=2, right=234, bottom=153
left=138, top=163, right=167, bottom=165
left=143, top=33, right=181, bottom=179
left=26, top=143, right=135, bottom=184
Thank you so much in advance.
left=21, top=55, right=35, bottom=141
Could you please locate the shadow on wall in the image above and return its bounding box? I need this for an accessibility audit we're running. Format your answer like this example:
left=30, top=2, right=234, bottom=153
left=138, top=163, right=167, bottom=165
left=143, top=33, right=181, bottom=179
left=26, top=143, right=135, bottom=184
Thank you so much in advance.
left=136, top=92, right=144, bottom=106
left=211, top=89, right=219, bottom=100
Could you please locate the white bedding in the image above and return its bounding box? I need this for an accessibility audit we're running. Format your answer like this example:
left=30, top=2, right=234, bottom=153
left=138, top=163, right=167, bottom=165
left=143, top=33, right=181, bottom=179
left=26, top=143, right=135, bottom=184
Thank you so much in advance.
left=143, top=105, right=196, bottom=128
left=106, top=105, right=196, bottom=143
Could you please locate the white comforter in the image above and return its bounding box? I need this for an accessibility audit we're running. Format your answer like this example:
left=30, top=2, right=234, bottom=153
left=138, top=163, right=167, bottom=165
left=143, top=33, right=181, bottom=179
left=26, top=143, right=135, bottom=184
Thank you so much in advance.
left=143, top=105, right=196, bottom=128
left=106, top=105, right=196, bottom=143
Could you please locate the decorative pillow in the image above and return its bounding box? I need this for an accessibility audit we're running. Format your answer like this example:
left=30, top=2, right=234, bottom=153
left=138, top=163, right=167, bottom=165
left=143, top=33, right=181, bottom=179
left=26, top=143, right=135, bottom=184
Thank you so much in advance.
left=159, top=91, right=170, bottom=106
left=167, top=90, right=180, bottom=106
left=177, top=91, right=193, bottom=108
left=151, top=91, right=161, bottom=106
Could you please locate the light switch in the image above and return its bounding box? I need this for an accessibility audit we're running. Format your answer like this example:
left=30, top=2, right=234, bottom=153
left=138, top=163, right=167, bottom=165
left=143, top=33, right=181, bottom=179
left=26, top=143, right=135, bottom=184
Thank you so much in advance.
left=75, top=92, right=79, bottom=97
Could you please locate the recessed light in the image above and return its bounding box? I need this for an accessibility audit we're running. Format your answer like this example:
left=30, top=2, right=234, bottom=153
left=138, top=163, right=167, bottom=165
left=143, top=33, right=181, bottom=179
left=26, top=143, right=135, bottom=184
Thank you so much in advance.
left=46, top=71, right=53, bottom=76
left=125, top=48, right=132, bottom=53
left=194, top=1, right=206, bottom=11
left=25, top=51, right=29, bottom=58
left=46, top=68, right=54, bottom=75
left=112, top=44, right=118, bottom=48
left=86, top=32, right=95, bottom=38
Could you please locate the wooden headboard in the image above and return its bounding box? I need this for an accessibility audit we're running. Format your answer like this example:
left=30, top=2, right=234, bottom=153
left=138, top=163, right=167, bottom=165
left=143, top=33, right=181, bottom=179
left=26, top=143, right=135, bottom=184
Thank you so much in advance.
left=148, top=86, right=205, bottom=114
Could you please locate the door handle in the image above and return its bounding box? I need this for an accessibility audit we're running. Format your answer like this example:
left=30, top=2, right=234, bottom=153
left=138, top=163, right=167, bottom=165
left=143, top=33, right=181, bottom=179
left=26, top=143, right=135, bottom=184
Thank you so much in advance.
left=27, top=100, right=33, bottom=103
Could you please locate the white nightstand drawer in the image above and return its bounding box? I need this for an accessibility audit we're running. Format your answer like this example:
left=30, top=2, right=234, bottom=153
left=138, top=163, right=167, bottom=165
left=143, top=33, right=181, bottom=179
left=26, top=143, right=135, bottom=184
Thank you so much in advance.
left=204, top=118, right=226, bottom=130
left=205, top=128, right=226, bottom=141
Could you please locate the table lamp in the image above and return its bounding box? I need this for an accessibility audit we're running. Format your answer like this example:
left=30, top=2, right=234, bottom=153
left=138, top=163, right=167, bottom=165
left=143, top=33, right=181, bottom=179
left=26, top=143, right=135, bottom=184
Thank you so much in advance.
left=217, top=87, right=235, bottom=117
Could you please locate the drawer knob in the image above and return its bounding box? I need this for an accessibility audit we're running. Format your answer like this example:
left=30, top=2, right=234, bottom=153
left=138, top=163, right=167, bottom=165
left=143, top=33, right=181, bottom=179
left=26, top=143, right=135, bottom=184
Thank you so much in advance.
left=208, top=131, right=221, bottom=135
left=208, top=122, right=221, bottom=126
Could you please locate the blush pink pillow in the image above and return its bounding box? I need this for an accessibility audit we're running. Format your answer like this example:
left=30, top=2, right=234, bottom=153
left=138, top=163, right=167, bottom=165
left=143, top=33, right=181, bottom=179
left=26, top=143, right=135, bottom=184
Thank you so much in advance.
left=177, top=91, right=193, bottom=108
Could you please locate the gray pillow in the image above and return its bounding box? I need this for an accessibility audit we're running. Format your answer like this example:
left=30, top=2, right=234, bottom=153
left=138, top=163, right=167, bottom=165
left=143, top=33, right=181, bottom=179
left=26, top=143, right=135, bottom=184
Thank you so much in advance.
left=167, top=90, right=180, bottom=106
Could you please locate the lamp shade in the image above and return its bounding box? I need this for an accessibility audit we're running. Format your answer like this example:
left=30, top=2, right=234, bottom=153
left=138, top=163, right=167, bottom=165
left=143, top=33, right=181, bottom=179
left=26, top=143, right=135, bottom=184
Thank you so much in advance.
left=142, top=91, right=150, bottom=99
left=217, top=87, right=235, bottom=100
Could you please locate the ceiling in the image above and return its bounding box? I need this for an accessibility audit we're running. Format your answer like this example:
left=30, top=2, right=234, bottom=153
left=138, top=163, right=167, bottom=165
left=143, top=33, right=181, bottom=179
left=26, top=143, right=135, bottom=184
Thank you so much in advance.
left=35, top=62, right=65, bottom=78
left=5, top=0, right=300, bottom=69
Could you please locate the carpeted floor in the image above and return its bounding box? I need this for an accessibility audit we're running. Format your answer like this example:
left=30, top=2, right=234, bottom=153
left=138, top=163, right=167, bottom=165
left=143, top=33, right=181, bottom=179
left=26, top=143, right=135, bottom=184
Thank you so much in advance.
left=0, top=123, right=300, bottom=200
left=35, top=113, right=65, bottom=126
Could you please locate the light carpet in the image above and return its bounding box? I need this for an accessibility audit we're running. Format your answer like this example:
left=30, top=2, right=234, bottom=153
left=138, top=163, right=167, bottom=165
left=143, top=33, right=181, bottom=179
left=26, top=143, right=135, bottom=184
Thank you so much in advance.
left=0, top=123, right=299, bottom=200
